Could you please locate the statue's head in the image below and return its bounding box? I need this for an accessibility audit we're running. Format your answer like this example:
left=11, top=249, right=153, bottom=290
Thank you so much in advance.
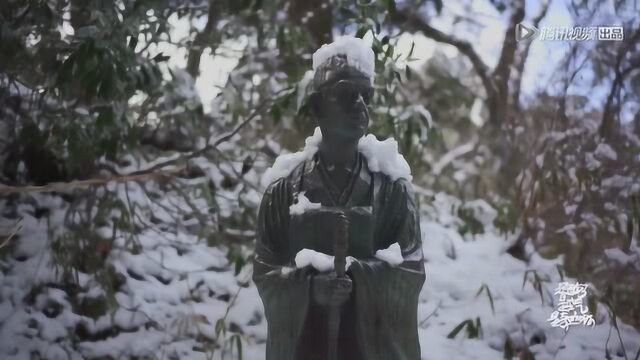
left=309, top=37, right=375, bottom=143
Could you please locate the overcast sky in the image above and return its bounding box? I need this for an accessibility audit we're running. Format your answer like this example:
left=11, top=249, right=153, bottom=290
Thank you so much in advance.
left=153, top=0, right=633, bottom=119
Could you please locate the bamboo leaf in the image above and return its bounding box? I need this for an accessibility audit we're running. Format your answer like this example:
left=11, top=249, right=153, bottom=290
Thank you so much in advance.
left=356, top=27, right=369, bottom=39
left=215, top=318, right=226, bottom=337
left=235, top=334, right=243, bottom=360
left=447, top=319, right=472, bottom=339
left=504, top=336, right=514, bottom=359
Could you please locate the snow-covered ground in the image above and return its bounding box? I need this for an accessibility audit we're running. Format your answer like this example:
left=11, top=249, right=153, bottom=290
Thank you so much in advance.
left=0, top=188, right=639, bottom=359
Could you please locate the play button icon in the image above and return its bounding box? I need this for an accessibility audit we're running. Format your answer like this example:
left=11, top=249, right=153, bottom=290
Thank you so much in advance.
left=516, top=23, right=539, bottom=41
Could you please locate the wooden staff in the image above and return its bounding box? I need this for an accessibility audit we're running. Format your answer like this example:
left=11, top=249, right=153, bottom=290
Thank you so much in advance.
left=327, top=210, right=349, bottom=360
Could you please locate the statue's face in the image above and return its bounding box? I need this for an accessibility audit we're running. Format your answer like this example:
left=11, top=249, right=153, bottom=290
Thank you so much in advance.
left=311, top=69, right=373, bottom=143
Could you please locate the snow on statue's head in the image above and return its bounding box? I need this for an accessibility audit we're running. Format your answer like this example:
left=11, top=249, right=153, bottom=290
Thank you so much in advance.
left=310, top=37, right=375, bottom=143
left=312, top=36, right=375, bottom=89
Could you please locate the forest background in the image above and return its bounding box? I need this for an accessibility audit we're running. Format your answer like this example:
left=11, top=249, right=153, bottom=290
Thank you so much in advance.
left=1, top=0, right=639, bottom=358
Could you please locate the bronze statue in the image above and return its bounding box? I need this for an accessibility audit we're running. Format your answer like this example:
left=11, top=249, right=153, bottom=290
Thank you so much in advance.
left=254, top=37, right=425, bottom=360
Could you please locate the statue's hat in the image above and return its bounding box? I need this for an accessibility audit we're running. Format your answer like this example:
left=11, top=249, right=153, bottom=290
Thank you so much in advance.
left=312, top=36, right=375, bottom=89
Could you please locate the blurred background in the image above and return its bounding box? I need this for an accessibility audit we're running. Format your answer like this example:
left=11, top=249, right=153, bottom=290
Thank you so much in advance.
left=1, top=0, right=639, bottom=359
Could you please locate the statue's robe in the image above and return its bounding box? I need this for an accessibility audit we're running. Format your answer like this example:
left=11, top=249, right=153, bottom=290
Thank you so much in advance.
left=253, top=152, right=425, bottom=360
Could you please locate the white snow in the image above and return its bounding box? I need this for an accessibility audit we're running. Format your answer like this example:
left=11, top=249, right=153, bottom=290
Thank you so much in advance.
left=289, top=191, right=321, bottom=215
left=1, top=171, right=639, bottom=360
left=262, top=127, right=413, bottom=187
left=585, top=152, right=601, bottom=171
left=374, top=242, right=404, bottom=266
left=261, top=127, right=322, bottom=187
left=294, top=249, right=356, bottom=272
left=0, top=180, right=266, bottom=360
left=604, top=234, right=640, bottom=271
left=358, top=134, right=413, bottom=181
left=594, top=143, right=617, bottom=161
left=432, top=143, right=475, bottom=175
left=296, top=70, right=314, bottom=110
left=295, top=249, right=335, bottom=272
left=312, top=36, right=374, bottom=83
left=417, top=193, right=640, bottom=360
left=461, top=199, right=498, bottom=226
left=536, top=154, right=545, bottom=168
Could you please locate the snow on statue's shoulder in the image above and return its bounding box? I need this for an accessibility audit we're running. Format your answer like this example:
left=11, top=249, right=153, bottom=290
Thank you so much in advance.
left=358, top=134, right=413, bottom=182
left=261, top=127, right=322, bottom=187
left=289, top=191, right=321, bottom=215
left=375, top=242, right=404, bottom=266
left=261, top=127, right=412, bottom=188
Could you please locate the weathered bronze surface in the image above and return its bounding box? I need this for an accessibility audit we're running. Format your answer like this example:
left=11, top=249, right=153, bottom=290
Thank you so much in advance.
left=254, top=52, right=425, bottom=360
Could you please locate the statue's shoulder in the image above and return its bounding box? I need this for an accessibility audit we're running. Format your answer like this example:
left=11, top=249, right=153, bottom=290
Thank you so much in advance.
left=263, top=158, right=312, bottom=195
left=370, top=169, right=415, bottom=200
left=262, top=175, right=291, bottom=198
left=357, top=151, right=414, bottom=193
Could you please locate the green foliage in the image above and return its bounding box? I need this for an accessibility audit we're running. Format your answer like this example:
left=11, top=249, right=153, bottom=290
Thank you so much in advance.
left=493, top=200, right=519, bottom=235
left=521, top=270, right=550, bottom=305
left=227, top=246, right=248, bottom=276
left=503, top=335, right=514, bottom=359
left=457, top=206, right=485, bottom=236
left=475, top=283, right=495, bottom=315
left=447, top=317, right=483, bottom=339
left=3, top=0, right=637, bottom=356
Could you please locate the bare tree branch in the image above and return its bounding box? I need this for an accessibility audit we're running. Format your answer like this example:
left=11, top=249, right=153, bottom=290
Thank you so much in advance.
left=489, top=0, right=526, bottom=126
left=395, top=9, right=497, bottom=100
left=512, top=0, right=550, bottom=110
left=601, top=26, right=640, bottom=139
left=0, top=88, right=293, bottom=195
left=493, top=0, right=525, bottom=83
left=395, top=3, right=528, bottom=127
left=186, top=0, right=222, bottom=78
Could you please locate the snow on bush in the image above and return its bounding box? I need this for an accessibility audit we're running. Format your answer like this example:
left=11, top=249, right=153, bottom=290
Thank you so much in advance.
left=2, top=190, right=639, bottom=360
left=294, top=249, right=357, bottom=272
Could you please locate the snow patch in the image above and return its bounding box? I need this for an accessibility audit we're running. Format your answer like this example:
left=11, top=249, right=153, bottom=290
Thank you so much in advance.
left=289, top=191, right=321, bottom=215
left=262, top=127, right=412, bottom=187
left=374, top=242, right=404, bottom=266
left=296, top=70, right=315, bottom=110
left=294, top=249, right=355, bottom=272
left=594, top=143, right=617, bottom=161
left=312, top=36, right=374, bottom=83
left=261, top=127, right=322, bottom=187
left=461, top=199, right=498, bottom=226
left=358, top=134, right=413, bottom=181
left=295, top=249, right=334, bottom=272
left=585, top=152, right=601, bottom=170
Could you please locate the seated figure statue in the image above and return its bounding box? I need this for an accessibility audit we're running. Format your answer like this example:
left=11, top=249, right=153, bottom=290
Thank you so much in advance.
left=253, top=36, right=426, bottom=360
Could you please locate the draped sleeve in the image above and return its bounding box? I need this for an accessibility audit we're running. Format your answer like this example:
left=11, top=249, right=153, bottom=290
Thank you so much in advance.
left=347, top=175, right=426, bottom=360
left=252, top=177, right=312, bottom=360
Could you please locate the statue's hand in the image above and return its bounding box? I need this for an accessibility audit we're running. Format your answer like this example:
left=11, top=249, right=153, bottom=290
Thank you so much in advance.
left=312, top=272, right=352, bottom=306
